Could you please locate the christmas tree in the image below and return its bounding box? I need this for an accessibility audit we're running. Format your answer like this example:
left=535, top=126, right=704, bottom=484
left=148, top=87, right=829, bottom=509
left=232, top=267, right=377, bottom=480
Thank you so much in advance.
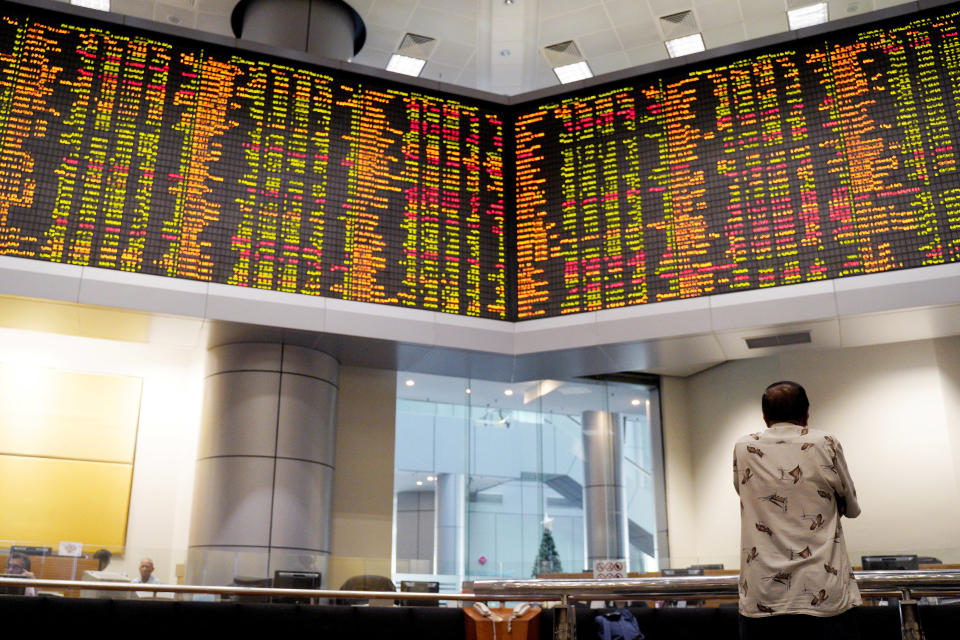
left=531, top=527, right=563, bottom=577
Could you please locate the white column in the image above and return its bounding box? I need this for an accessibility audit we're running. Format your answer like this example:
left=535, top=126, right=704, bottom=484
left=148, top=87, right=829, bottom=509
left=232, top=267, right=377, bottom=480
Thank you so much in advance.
left=187, top=342, right=339, bottom=587
left=582, top=410, right=626, bottom=566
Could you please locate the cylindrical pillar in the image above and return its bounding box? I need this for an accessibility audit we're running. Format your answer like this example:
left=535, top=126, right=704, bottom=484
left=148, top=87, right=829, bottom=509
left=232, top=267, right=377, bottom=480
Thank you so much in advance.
left=582, top=410, right=626, bottom=567
left=232, top=0, right=365, bottom=60
left=435, top=473, right=465, bottom=576
left=187, top=343, right=339, bottom=587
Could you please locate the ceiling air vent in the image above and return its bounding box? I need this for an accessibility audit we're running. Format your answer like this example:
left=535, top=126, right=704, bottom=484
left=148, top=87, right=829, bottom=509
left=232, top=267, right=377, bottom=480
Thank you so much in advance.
left=659, top=10, right=698, bottom=39
left=397, top=33, right=437, bottom=58
left=745, top=331, right=812, bottom=349
left=543, top=40, right=583, bottom=67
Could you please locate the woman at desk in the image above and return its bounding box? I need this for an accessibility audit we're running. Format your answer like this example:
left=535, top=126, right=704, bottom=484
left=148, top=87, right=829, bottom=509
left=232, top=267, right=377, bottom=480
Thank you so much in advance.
left=6, top=552, right=37, bottom=596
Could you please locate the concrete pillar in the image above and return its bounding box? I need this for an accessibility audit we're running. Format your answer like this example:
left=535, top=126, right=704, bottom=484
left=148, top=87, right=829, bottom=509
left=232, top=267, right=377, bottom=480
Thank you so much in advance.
left=582, top=410, right=626, bottom=567
left=187, top=343, right=338, bottom=587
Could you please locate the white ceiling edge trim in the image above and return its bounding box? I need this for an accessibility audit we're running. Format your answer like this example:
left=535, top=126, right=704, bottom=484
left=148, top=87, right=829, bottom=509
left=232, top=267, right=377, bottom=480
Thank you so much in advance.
left=1, top=255, right=960, bottom=379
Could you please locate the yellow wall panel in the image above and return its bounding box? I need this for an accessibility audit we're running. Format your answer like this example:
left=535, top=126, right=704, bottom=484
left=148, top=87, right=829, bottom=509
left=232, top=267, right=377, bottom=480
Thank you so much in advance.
left=0, top=365, right=141, bottom=463
left=0, top=455, right=132, bottom=549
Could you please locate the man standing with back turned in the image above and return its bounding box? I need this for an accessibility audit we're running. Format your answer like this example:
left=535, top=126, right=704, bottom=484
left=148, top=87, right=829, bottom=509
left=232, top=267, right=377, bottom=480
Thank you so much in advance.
left=733, top=381, right=861, bottom=640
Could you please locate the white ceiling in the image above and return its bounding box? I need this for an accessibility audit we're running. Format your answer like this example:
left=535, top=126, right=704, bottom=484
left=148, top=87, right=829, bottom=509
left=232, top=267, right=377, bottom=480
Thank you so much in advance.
left=395, top=372, right=652, bottom=414
left=63, top=0, right=915, bottom=95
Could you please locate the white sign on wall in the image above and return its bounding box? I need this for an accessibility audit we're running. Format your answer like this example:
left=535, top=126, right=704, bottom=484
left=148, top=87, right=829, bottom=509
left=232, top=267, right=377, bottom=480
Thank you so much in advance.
left=59, top=541, right=83, bottom=557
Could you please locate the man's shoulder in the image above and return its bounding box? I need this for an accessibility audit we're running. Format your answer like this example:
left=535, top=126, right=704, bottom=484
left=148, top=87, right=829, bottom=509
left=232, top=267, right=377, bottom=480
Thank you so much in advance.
left=735, top=425, right=840, bottom=447
left=735, top=432, right=763, bottom=446
left=803, top=426, right=842, bottom=444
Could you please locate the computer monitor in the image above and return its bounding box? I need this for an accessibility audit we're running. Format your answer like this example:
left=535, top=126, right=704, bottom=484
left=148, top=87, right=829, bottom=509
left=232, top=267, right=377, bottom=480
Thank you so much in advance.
left=661, top=568, right=704, bottom=576
left=861, top=555, right=919, bottom=571
left=399, top=580, right=440, bottom=607
left=272, top=571, right=321, bottom=604
left=9, top=546, right=51, bottom=557
left=80, top=570, right=132, bottom=599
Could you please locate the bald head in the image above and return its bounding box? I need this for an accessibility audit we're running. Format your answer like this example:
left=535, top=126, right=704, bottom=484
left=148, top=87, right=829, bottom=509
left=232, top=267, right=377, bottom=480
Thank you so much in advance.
left=762, top=381, right=809, bottom=426
left=138, top=557, right=154, bottom=583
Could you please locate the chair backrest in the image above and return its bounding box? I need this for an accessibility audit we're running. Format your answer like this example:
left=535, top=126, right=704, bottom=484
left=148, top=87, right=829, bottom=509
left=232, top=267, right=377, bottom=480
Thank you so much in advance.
left=336, top=574, right=397, bottom=605
left=231, top=576, right=271, bottom=603
left=339, top=575, right=396, bottom=592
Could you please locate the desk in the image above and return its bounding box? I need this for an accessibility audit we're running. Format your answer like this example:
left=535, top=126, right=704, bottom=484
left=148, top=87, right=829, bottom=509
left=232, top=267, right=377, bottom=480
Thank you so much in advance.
left=464, top=606, right=539, bottom=640
left=1, top=553, right=99, bottom=597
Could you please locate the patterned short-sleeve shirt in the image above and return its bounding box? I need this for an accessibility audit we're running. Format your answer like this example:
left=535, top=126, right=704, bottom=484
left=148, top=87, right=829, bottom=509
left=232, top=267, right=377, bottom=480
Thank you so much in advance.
left=733, top=423, right=861, bottom=617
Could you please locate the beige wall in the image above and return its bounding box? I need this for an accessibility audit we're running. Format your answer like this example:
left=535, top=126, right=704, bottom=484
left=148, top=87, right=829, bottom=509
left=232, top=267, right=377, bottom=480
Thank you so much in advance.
left=0, top=324, right=204, bottom=583
left=0, top=327, right=400, bottom=589
left=328, top=366, right=397, bottom=589
left=11, top=319, right=960, bottom=584
left=663, top=336, right=960, bottom=569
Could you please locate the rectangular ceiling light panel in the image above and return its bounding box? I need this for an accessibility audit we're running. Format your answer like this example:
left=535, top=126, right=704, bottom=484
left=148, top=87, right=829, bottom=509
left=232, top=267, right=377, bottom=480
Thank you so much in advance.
left=386, top=53, right=427, bottom=77
left=665, top=33, right=705, bottom=58
left=553, top=61, right=593, bottom=84
left=70, top=0, right=110, bottom=10
left=787, top=3, right=829, bottom=30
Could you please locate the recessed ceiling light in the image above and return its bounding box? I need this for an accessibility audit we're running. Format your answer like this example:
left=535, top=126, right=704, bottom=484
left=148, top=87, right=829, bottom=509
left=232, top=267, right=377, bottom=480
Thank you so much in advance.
left=665, top=33, right=705, bottom=58
left=553, top=61, right=593, bottom=84
left=70, top=0, right=110, bottom=10
left=631, top=399, right=641, bottom=406
left=465, top=388, right=471, bottom=394
left=427, top=475, right=435, bottom=482
left=386, top=54, right=426, bottom=77
left=405, top=379, right=415, bottom=387
left=416, top=480, right=423, bottom=486
left=504, top=389, right=514, bottom=396
left=787, top=2, right=828, bottom=30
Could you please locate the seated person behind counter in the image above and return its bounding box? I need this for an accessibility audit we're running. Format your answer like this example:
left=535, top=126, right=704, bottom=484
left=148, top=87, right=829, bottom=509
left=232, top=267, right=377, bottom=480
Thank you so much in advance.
left=132, top=557, right=159, bottom=598
left=93, top=548, right=112, bottom=571
left=6, top=552, right=37, bottom=596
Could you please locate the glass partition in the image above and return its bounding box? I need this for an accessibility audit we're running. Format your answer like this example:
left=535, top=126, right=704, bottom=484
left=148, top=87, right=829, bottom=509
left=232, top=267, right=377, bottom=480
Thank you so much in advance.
left=393, top=373, right=664, bottom=589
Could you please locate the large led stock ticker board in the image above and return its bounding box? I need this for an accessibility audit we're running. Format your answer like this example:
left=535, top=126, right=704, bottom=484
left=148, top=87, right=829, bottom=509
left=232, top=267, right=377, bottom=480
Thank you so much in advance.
left=515, top=5, right=960, bottom=318
left=0, top=3, right=507, bottom=318
left=2, top=2, right=960, bottom=321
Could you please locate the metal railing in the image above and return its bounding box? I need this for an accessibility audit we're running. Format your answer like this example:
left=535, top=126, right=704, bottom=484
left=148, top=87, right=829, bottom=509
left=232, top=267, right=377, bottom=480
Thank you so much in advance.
left=473, top=570, right=960, bottom=640
left=4, top=570, right=960, bottom=640
left=474, top=569, right=960, bottom=599
left=0, top=576, right=479, bottom=603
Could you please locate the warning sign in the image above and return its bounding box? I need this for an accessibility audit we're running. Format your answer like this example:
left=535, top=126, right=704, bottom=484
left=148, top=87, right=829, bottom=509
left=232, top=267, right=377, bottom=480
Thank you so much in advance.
left=592, top=559, right=627, bottom=579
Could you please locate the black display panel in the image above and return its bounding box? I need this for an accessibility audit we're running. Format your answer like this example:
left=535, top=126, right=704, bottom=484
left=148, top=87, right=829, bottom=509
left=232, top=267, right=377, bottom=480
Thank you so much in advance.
left=515, top=6, right=960, bottom=318
left=0, top=3, right=507, bottom=318
left=5, top=2, right=960, bottom=323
